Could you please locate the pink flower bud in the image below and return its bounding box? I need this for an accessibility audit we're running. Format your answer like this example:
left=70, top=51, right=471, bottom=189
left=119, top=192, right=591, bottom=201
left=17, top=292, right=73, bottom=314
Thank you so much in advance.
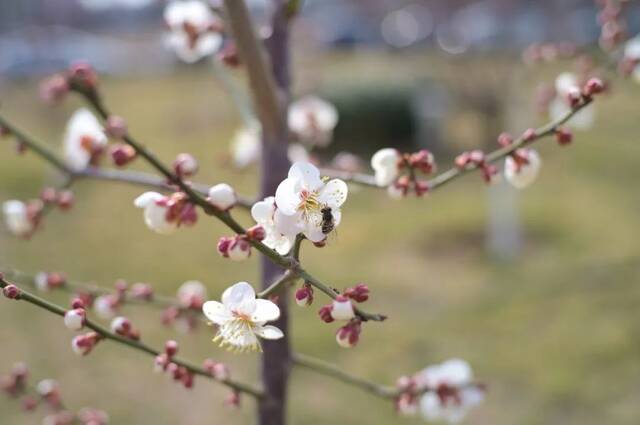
left=110, top=316, right=131, bottom=335
left=220, top=236, right=251, bottom=261
left=57, top=190, right=75, bottom=211
left=173, top=153, right=199, bottom=178
left=522, top=128, right=537, bottom=142
left=109, top=144, right=137, bottom=167
left=583, top=78, right=605, bottom=96
left=344, top=284, right=369, bottom=303
left=105, top=115, right=128, bottom=139
left=68, top=61, right=98, bottom=91
left=331, top=295, right=355, bottom=321
left=414, top=180, right=429, bottom=197
left=2, top=284, right=20, bottom=299
left=246, top=224, right=266, bottom=242
left=295, top=284, right=314, bottom=307
left=71, top=332, right=100, bottom=356
left=454, top=152, right=471, bottom=169
left=94, top=294, right=118, bottom=319
left=165, top=340, right=179, bottom=358
left=555, top=128, right=573, bottom=146
left=21, top=396, right=38, bottom=412
left=39, top=74, right=69, bottom=104
left=497, top=132, right=513, bottom=147
left=63, top=308, right=86, bottom=331
left=480, top=163, right=500, bottom=185
left=71, top=297, right=86, bottom=309
left=225, top=391, right=241, bottom=408
left=130, top=282, right=154, bottom=301
left=318, top=304, right=334, bottom=323
left=336, top=320, right=361, bottom=348
left=154, top=354, right=169, bottom=372
left=40, top=187, right=58, bottom=203
left=408, top=149, right=436, bottom=174
left=182, top=371, right=195, bottom=389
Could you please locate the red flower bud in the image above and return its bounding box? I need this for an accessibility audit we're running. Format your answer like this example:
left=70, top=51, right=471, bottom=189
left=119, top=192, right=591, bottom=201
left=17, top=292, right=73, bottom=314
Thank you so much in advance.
left=109, top=144, right=137, bottom=167
left=105, top=115, right=128, bottom=139
left=555, top=127, right=573, bottom=146
left=246, top=225, right=266, bottom=242
left=583, top=77, right=605, bottom=96
left=3, top=284, right=20, bottom=299
left=318, top=304, right=334, bottom=323
left=344, top=283, right=369, bottom=303
left=57, top=190, right=75, bottom=211
left=165, top=340, right=179, bottom=358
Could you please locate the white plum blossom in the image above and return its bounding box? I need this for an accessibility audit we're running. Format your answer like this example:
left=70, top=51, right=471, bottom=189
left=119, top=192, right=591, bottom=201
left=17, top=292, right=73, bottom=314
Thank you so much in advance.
left=164, top=0, right=223, bottom=63
left=202, top=282, right=283, bottom=353
left=504, top=149, right=541, bottom=189
left=133, top=192, right=177, bottom=235
left=274, top=162, right=348, bottom=243
left=624, top=35, right=640, bottom=83
left=288, top=96, right=339, bottom=147
left=63, top=108, right=108, bottom=170
left=415, top=359, right=484, bottom=424
left=2, top=200, right=34, bottom=237
left=371, top=148, right=401, bottom=187
left=230, top=126, right=261, bottom=168
left=549, top=72, right=595, bottom=130
left=177, top=280, right=207, bottom=309
left=549, top=97, right=595, bottom=130
left=208, top=183, right=237, bottom=211
left=251, top=196, right=296, bottom=255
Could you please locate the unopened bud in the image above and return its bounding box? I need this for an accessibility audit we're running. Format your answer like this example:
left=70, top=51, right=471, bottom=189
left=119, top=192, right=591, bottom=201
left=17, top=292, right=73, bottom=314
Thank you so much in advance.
left=109, top=144, right=137, bottom=167
left=2, top=284, right=20, bottom=299
left=105, top=115, right=128, bottom=139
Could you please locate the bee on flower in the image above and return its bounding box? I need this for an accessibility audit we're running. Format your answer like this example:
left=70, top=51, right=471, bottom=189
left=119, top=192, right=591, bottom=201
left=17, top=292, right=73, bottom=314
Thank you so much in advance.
left=274, top=162, right=348, bottom=243
left=202, top=282, right=283, bottom=353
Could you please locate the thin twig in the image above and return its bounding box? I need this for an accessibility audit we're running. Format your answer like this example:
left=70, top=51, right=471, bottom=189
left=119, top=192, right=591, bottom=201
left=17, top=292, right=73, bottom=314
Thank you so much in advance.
left=0, top=275, right=263, bottom=398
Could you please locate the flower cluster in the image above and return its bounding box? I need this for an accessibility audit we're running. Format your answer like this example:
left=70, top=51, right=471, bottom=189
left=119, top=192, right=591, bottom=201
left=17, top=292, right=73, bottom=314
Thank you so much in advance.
left=548, top=72, right=597, bottom=131
left=396, top=359, right=485, bottom=424
left=202, top=281, right=283, bottom=353
left=1, top=363, right=108, bottom=424
left=317, top=283, right=370, bottom=348
left=164, top=0, right=224, bottom=63
left=371, top=148, right=435, bottom=199
left=154, top=340, right=196, bottom=389
left=454, top=150, right=500, bottom=185
left=162, top=280, right=207, bottom=333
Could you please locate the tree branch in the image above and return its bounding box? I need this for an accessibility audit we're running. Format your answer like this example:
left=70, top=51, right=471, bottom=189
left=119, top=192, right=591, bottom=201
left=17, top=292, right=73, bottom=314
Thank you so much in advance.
left=0, top=275, right=263, bottom=398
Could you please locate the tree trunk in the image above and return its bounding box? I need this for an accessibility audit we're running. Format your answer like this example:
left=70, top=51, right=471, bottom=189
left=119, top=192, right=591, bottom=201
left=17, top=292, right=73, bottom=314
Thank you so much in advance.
left=258, top=4, right=291, bottom=425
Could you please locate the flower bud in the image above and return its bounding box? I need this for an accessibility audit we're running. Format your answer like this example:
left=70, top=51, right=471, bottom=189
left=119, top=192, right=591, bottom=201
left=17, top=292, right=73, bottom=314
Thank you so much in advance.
left=414, top=180, right=429, bottom=197
left=331, top=296, right=355, bottom=321
left=71, top=297, right=86, bottom=309
left=71, top=332, right=100, bottom=356
left=154, top=354, right=169, bottom=372
left=109, top=144, right=137, bottom=167
left=555, top=127, right=573, bottom=145
left=22, top=396, right=38, bottom=412
left=94, top=294, right=118, bottom=319
left=57, top=190, right=75, bottom=211
left=497, top=132, right=513, bottom=147
left=110, top=316, right=132, bottom=335
left=130, top=282, right=154, bottom=301
left=40, top=187, right=58, bottom=204
left=245, top=224, right=266, bottom=242
left=208, top=183, right=237, bottom=211
left=63, top=308, right=86, bottom=331
left=225, top=391, right=241, bottom=408
left=336, top=320, right=361, bottom=348
left=39, top=74, right=69, bottom=104
left=295, top=284, right=314, bottom=307
left=68, top=61, right=98, bottom=91
left=583, top=78, right=605, bottom=96
left=203, top=360, right=229, bottom=381
left=2, top=284, right=20, bottom=299
left=318, top=304, right=334, bottom=323
left=218, top=41, right=241, bottom=67
left=165, top=340, right=179, bottom=358
left=522, top=128, right=537, bottom=142
left=344, top=283, right=369, bottom=303
left=408, top=149, right=435, bottom=174
left=105, top=115, right=128, bottom=139
left=173, top=153, right=199, bottom=178
left=177, top=280, right=207, bottom=310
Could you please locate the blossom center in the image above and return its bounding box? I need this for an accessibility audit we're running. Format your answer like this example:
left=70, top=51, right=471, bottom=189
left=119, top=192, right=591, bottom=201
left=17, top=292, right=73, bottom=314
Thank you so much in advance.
left=297, top=189, right=320, bottom=218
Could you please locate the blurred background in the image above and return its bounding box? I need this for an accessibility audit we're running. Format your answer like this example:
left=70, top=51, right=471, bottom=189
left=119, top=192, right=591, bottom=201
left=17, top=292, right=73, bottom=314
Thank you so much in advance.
left=1, top=0, right=640, bottom=424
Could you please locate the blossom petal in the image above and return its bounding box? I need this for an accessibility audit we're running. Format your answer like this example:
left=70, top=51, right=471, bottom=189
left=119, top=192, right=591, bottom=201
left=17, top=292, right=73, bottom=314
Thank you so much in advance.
left=254, top=325, right=284, bottom=340
left=288, top=162, right=323, bottom=191
left=251, top=197, right=275, bottom=224
left=252, top=299, right=280, bottom=323
left=274, top=178, right=301, bottom=215
left=221, top=282, right=256, bottom=309
left=202, top=301, right=231, bottom=325
left=318, top=179, right=348, bottom=209
left=134, top=192, right=164, bottom=208
left=274, top=209, right=304, bottom=237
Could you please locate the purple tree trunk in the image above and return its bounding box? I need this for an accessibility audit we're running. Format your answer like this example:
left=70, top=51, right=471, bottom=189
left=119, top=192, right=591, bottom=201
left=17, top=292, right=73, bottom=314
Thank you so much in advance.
left=258, top=5, right=291, bottom=425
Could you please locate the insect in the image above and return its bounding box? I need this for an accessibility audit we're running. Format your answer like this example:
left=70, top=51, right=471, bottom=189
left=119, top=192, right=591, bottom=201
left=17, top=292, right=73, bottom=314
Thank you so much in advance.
left=320, top=206, right=335, bottom=235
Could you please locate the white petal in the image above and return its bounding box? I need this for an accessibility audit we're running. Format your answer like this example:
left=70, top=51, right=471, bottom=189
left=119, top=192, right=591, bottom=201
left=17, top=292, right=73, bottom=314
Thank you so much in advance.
left=504, top=150, right=541, bottom=190
left=288, top=162, right=323, bottom=191
left=251, top=197, right=275, bottom=224
left=438, top=358, right=473, bottom=386
left=143, top=202, right=177, bottom=235
left=134, top=192, right=164, bottom=208
left=222, top=282, right=256, bottom=309
left=625, top=36, right=640, bottom=60
left=318, top=179, right=348, bottom=209
left=274, top=177, right=301, bottom=215
left=252, top=299, right=280, bottom=323
left=197, top=33, right=223, bottom=57
left=371, top=148, right=400, bottom=170
left=304, top=223, right=326, bottom=243
left=274, top=209, right=304, bottom=237
left=202, top=301, right=231, bottom=325
left=254, top=325, right=284, bottom=340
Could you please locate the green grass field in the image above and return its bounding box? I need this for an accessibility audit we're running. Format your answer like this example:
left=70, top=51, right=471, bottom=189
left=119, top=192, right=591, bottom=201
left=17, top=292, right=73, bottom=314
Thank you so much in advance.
left=1, top=53, right=639, bottom=424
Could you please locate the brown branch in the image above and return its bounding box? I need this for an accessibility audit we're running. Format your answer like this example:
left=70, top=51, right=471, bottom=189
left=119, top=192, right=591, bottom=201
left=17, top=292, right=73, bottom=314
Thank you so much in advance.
left=0, top=275, right=263, bottom=398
